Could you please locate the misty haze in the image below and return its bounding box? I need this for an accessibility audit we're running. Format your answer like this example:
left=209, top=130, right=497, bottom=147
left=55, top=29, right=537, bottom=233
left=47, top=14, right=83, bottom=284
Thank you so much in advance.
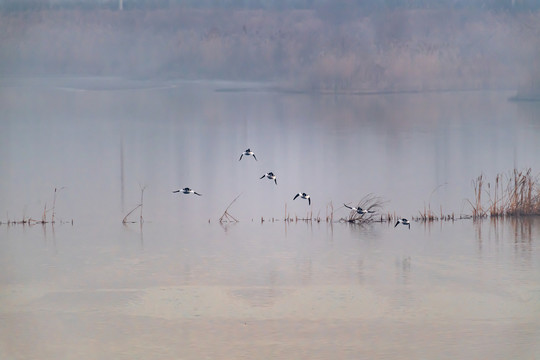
left=1, top=1, right=540, bottom=359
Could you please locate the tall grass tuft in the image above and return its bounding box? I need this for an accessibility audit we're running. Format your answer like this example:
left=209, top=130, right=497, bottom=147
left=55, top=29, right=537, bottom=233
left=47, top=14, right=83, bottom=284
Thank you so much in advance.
left=468, top=168, right=540, bottom=218
left=467, top=174, right=488, bottom=219
left=506, top=168, right=539, bottom=216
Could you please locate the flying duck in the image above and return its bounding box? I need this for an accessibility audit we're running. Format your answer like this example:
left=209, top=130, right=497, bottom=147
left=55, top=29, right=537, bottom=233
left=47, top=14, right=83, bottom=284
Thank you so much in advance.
left=173, top=188, right=202, bottom=196
left=344, top=204, right=375, bottom=215
left=239, top=148, right=257, bottom=161
left=293, top=192, right=311, bottom=205
left=260, top=172, right=277, bottom=185
left=394, top=218, right=410, bottom=229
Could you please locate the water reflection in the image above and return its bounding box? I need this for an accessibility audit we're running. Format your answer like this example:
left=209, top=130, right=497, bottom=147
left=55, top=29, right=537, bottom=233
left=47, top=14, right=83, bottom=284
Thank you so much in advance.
left=2, top=78, right=540, bottom=359
left=474, top=217, right=537, bottom=267
left=508, top=217, right=534, bottom=266
left=296, top=256, right=313, bottom=286
left=2, top=215, right=540, bottom=359
left=394, top=256, right=412, bottom=285
left=219, top=221, right=238, bottom=234
left=122, top=222, right=144, bottom=250
left=44, top=223, right=58, bottom=255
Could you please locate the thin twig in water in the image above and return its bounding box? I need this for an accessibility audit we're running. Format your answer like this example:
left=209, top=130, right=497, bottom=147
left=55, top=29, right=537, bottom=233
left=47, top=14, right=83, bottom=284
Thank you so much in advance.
left=219, top=193, right=241, bottom=223
left=122, top=204, right=142, bottom=224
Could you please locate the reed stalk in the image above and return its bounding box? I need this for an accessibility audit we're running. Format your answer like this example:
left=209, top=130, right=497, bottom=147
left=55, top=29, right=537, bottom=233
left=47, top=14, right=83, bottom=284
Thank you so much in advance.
left=467, top=174, right=487, bottom=219
left=139, top=185, right=146, bottom=224
left=219, top=193, right=241, bottom=223
left=468, top=168, right=540, bottom=218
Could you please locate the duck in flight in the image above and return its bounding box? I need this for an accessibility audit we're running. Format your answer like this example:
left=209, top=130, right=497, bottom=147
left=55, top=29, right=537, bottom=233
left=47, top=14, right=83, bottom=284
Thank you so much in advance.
left=394, top=218, right=410, bottom=229
left=173, top=188, right=202, bottom=196
left=293, top=192, right=311, bottom=205
left=344, top=204, right=375, bottom=215
left=260, top=172, right=277, bottom=185
left=239, top=148, right=257, bottom=161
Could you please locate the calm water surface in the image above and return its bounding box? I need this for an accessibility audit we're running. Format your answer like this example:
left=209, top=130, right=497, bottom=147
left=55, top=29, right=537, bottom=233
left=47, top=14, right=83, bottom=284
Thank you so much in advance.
left=1, top=78, right=540, bottom=359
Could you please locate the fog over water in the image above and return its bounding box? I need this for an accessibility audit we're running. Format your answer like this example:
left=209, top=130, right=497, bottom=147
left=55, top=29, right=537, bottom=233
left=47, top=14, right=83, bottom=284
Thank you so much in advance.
left=1, top=78, right=540, bottom=224
left=1, top=2, right=540, bottom=359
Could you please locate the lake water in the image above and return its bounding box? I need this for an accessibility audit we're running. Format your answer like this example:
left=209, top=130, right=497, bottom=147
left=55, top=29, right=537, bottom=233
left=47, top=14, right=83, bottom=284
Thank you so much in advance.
left=1, top=77, right=540, bottom=359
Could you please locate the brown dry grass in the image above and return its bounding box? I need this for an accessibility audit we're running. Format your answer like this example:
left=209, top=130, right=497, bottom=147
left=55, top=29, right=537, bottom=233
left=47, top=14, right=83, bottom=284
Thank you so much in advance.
left=468, top=168, right=540, bottom=218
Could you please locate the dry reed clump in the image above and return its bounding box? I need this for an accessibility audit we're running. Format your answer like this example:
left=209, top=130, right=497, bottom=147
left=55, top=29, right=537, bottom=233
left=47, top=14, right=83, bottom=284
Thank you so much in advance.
left=339, top=194, right=386, bottom=224
left=468, top=168, right=540, bottom=218
left=503, top=169, right=540, bottom=216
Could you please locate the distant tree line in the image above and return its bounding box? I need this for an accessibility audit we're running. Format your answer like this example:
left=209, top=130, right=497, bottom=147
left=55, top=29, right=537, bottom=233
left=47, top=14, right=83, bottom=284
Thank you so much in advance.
left=1, top=4, right=539, bottom=93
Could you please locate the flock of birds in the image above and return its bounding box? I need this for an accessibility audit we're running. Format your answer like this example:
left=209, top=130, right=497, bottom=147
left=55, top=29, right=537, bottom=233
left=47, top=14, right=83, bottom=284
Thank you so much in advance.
left=172, top=148, right=411, bottom=229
